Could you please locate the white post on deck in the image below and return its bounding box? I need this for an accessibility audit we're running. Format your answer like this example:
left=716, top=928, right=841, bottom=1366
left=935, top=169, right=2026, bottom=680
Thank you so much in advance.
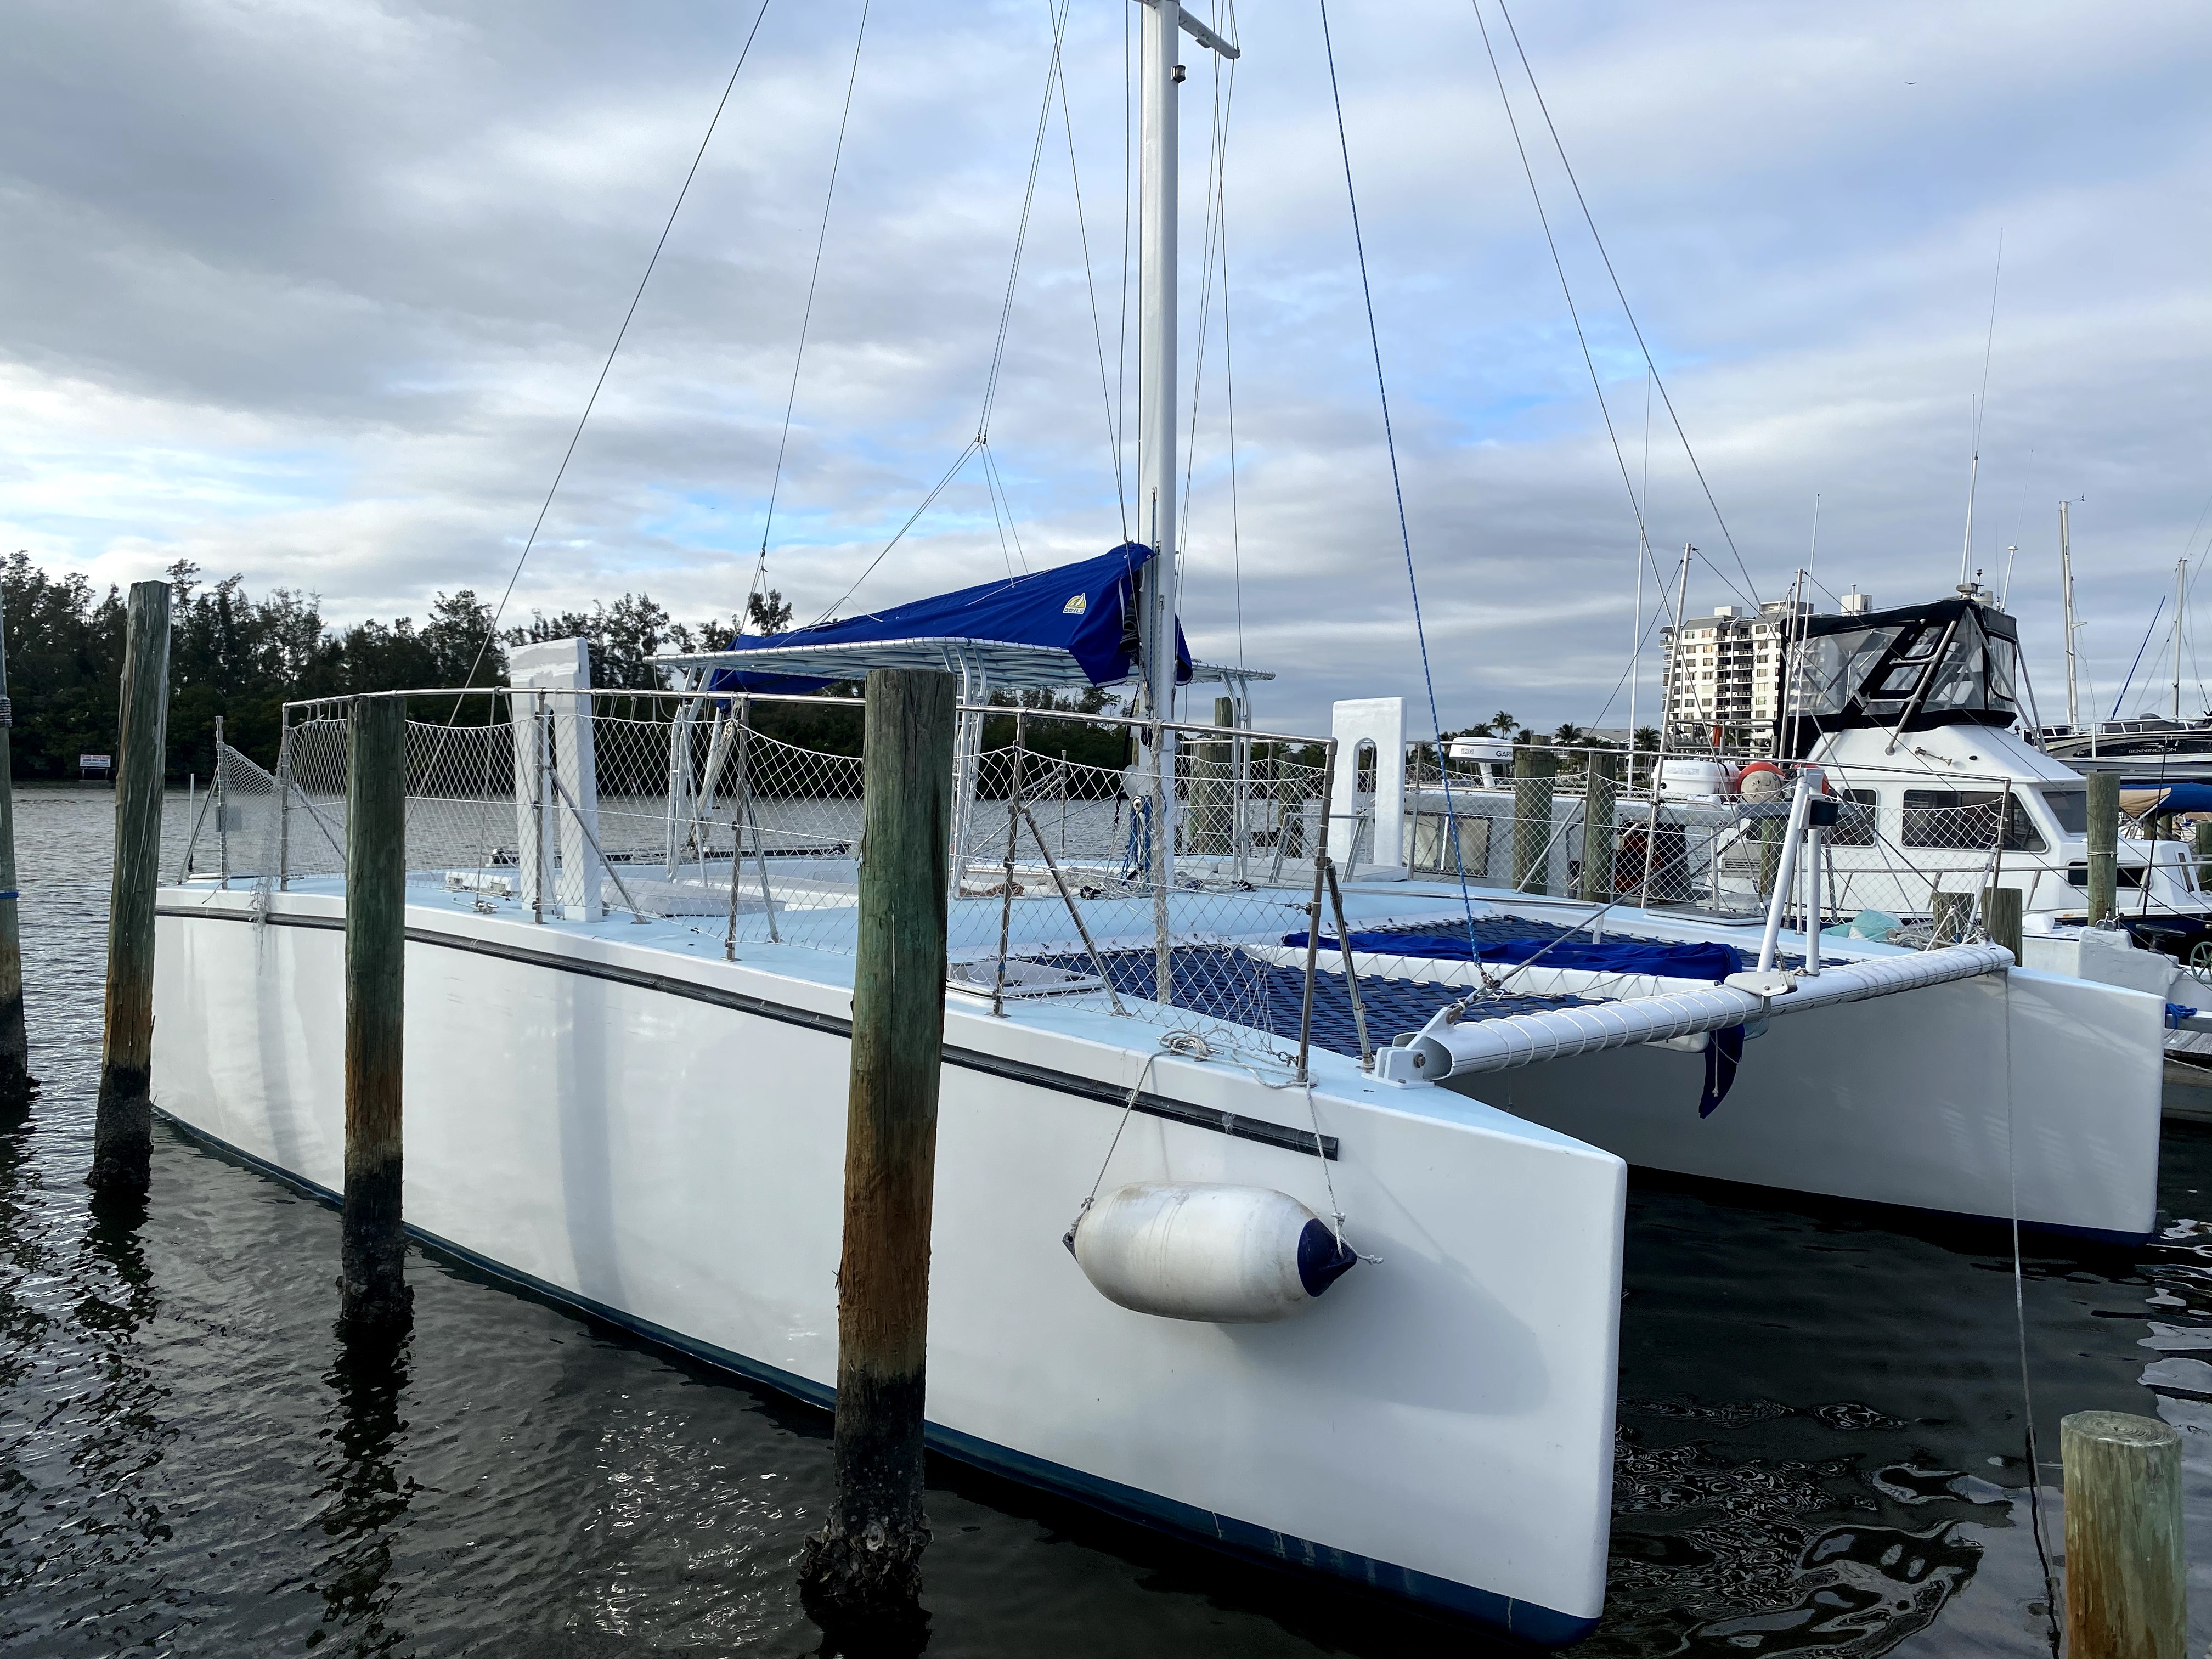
left=1327, top=698, right=1407, bottom=880
left=510, top=638, right=603, bottom=922
left=1756, top=772, right=1814, bottom=974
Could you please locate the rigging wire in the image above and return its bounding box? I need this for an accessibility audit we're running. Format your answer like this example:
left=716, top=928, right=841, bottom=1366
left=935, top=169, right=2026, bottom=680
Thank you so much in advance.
left=2111, top=595, right=2165, bottom=721
left=808, top=0, right=1087, bottom=626
left=1051, top=3, right=1129, bottom=539
left=977, top=0, right=1077, bottom=452
left=1588, top=560, right=1688, bottom=731
left=2169, top=486, right=2212, bottom=715
left=453, top=0, right=775, bottom=701
left=1961, top=233, right=2004, bottom=586
left=1465, top=0, right=1684, bottom=605
left=1316, top=0, right=1482, bottom=949
left=749, top=0, right=873, bottom=627
left=983, top=442, right=1031, bottom=576
left=981, top=444, right=1020, bottom=580
left=1489, top=0, right=1760, bottom=606
left=1177, top=6, right=1239, bottom=552
left=808, top=441, right=982, bottom=624
left=1221, top=3, right=1247, bottom=672
left=1625, top=369, right=1652, bottom=746
left=1119, top=0, right=1136, bottom=528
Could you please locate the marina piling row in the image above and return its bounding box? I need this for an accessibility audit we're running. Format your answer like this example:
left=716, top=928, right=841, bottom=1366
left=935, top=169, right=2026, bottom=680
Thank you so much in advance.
left=1980, top=884, right=2024, bottom=961
left=1513, top=747, right=1555, bottom=895
left=340, top=696, right=411, bottom=1329
left=2086, top=770, right=2119, bottom=924
left=89, top=580, right=171, bottom=1196
left=0, top=594, right=29, bottom=1105
left=801, top=668, right=955, bottom=1619
left=1577, top=752, right=1618, bottom=904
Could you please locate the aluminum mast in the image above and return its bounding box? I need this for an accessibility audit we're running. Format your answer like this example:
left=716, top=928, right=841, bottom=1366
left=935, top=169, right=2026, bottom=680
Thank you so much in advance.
left=1133, top=1, right=1237, bottom=872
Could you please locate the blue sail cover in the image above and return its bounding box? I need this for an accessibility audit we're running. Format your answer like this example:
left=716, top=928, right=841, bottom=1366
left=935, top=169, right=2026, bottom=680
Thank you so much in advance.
left=707, top=543, right=1193, bottom=694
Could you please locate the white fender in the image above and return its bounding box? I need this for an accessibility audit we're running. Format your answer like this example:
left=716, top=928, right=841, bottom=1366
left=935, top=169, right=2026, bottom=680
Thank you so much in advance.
left=1066, top=1182, right=1358, bottom=1323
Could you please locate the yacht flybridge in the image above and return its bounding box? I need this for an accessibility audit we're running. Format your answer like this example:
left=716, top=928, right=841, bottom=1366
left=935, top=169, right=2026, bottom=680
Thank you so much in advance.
left=143, top=4, right=2164, bottom=1643
left=1785, top=591, right=2210, bottom=941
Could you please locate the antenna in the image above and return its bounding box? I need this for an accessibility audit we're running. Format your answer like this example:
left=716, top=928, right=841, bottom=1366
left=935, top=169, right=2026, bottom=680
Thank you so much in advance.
left=1960, top=233, right=2004, bottom=585
left=2000, top=543, right=2018, bottom=608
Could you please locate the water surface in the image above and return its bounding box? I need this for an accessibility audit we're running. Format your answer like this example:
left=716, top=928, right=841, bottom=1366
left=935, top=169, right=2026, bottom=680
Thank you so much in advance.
left=3, top=782, right=2206, bottom=1655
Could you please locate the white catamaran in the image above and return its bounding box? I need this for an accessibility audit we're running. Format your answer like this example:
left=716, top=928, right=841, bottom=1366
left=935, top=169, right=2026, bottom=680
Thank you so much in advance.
left=149, top=6, right=2163, bottom=1640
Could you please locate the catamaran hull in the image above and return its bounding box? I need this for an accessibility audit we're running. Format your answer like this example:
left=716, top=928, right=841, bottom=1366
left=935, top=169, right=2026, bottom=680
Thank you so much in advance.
left=1468, top=964, right=2160, bottom=1243
left=150, top=890, right=1626, bottom=1643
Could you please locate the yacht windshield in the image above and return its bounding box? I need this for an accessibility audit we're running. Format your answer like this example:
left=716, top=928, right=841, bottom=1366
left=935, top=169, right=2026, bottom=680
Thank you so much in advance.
left=1787, top=598, right=2023, bottom=755
left=2040, top=788, right=2088, bottom=836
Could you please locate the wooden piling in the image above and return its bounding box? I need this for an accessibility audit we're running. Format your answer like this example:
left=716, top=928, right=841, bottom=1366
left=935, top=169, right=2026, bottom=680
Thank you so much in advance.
left=2061, top=1409, right=2185, bottom=1659
left=1188, top=695, right=1233, bottom=856
left=1577, top=752, right=1618, bottom=904
left=800, top=667, right=955, bottom=1618
left=340, top=695, right=411, bottom=1329
left=0, top=592, right=30, bottom=1105
left=89, top=580, right=171, bottom=1195
left=1758, top=815, right=1783, bottom=899
left=1512, top=747, right=1556, bottom=895
left=1276, top=747, right=1305, bottom=860
left=1982, top=884, right=2024, bottom=961
left=2087, top=770, right=2120, bottom=923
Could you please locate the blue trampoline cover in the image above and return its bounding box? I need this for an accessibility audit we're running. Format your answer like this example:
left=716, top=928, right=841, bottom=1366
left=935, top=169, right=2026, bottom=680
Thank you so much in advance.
left=1285, top=930, right=1746, bottom=983
left=707, top=542, right=1192, bottom=694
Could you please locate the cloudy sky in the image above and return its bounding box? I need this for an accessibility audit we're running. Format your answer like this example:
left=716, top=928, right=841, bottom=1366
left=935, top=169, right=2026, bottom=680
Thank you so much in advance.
left=5, top=0, right=2210, bottom=736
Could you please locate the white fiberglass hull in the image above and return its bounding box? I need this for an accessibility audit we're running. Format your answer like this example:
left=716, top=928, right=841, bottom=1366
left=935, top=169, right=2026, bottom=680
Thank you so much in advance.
left=149, top=888, right=1625, bottom=1644
left=1322, top=884, right=2164, bottom=1244
left=1461, top=962, right=2160, bottom=1242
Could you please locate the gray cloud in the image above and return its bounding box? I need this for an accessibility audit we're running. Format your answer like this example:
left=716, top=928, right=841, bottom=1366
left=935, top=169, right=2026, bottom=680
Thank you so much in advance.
left=5, top=0, right=2211, bottom=735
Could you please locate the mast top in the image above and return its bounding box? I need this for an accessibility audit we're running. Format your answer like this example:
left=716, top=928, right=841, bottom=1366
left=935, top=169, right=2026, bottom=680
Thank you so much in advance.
left=1136, top=0, right=1240, bottom=61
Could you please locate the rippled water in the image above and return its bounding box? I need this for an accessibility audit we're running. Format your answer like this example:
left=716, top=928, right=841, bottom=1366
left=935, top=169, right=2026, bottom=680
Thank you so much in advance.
left=4, top=781, right=2207, bottom=1656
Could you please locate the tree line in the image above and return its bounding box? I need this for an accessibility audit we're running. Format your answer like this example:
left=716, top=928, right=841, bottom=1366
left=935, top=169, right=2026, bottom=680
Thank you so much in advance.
left=0, top=552, right=787, bottom=782
left=0, top=553, right=1147, bottom=782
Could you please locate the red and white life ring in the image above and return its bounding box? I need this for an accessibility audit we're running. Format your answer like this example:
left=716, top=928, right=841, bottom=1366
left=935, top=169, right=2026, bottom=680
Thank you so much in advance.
left=1737, top=761, right=1828, bottom=804
left=1736, top=761, right=1787, bottom=803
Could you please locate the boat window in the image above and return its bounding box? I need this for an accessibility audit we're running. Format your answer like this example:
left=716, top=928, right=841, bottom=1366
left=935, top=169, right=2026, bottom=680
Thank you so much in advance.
left=1827, top=788, right=1878, bottom=847
left=2064, top=862, right=2146, bottom=891
left=1901, top=788, right=2046, bottom=851
left=2039, top=788, right=2089, bottom=836
left=1354, top=740, right=1377, bottom=795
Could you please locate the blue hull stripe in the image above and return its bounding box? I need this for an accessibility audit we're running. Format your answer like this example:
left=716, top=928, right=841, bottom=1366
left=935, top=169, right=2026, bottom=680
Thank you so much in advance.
left=156, top=1107, right=1600, bottom=1646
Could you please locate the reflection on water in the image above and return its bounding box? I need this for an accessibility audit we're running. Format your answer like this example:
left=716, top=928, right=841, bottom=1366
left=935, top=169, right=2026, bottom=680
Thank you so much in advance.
left=2, top=782, right=2208, bottom=1657
left=307, top=1328, right=416, bottom=1651
left=1600, top=1419, right=1997, bottom=1657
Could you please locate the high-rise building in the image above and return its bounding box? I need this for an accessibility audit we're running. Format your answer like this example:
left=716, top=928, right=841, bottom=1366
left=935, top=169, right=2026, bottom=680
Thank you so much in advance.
left=1657, top=595, right=1848, bottom=753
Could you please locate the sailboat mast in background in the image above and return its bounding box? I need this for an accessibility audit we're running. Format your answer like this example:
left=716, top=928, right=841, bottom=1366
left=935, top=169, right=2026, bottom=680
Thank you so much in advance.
left=2175, top=556, right=2187, bottom=721
left=2060, top=500, right=2080, bottom=732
